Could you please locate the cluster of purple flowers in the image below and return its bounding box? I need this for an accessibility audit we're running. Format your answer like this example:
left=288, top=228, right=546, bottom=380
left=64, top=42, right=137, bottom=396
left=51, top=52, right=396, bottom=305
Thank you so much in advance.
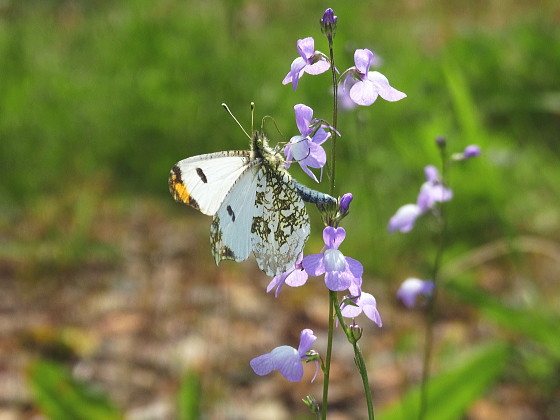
left=249, top=7, right=481, bottom=386
left=388, top=142, right=480, bottom=307
left=282, top=38, right=406, bottom=108
left=251, top=8, right=403, bottom=381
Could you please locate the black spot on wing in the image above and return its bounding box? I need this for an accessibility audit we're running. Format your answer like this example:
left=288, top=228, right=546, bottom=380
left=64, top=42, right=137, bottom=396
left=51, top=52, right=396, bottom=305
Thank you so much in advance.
left=222, top=246, right=236, bottom=259
left=226, top=205, right=236, bottom=222
left=196, top=167, right=208, bottom=183
left=170, top=165, right=182, bottom=183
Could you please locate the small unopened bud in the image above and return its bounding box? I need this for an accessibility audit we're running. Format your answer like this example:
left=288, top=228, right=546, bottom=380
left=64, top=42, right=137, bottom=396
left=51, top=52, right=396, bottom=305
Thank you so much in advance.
left=339, top=193, right=353, bottom=213
left=349, top=323, right=363, bottom=342
left=463, top=144, right=481, bottom=159
left=435, top=136, right=446, bottom=149
left=452, top=144, right=482, bottom=161
left=302, top=395, right=320, bottom=414
left=320, top=8, right=338, bottom=43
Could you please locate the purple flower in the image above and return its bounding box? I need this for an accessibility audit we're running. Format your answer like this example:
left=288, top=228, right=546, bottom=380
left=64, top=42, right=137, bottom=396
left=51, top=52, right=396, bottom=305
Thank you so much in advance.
left=250, top=329, right=319, bottom=382
left=340, top=292, right=382, bottom=326
left=302, top=227, right=363, bottom=291
left=417, top=165, right=453, bottom=211
left=388, top=203, right=423, bottom=233
left=397, top=278, right=434, bottom=308
left=388, top=165, right=452, bottom=233
left=343, top=49, right=406, bottom=106
left=284, top=104, right=329, bottom=182
left=282, top=37, right=330, bottom=90
left=267, top=253, right=308, bottom=297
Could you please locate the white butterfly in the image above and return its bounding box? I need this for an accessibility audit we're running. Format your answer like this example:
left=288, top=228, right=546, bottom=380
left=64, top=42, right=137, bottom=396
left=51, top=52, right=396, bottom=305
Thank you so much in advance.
left=169, top=129, right=335, bottom=276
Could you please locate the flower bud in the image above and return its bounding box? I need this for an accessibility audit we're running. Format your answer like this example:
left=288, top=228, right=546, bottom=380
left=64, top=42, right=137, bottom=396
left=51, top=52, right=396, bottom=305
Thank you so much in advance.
left=339, top=193, right=353, bottom=213
left=349, top=323, right=363, bottom=342
left=435, top=136, right=446, bottom=149
left=463, top=144, right=481, bottom=159
left=320, top=8, right=337, bottom=42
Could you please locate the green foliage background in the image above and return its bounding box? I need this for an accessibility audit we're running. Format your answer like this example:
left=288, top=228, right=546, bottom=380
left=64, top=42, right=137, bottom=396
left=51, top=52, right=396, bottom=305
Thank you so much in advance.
left=2, top=0, right=559, bottom=276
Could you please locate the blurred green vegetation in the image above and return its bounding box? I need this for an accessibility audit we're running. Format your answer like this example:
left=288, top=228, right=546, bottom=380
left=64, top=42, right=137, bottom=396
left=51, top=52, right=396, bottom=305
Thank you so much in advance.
left=2, top=0, right=559, bottom=277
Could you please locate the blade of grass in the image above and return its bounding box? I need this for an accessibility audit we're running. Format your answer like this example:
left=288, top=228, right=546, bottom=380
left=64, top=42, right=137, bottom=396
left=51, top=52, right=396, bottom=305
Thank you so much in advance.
left=27, top=360, right=122, bottom=420
left=380, top=341, right=509, bottom=420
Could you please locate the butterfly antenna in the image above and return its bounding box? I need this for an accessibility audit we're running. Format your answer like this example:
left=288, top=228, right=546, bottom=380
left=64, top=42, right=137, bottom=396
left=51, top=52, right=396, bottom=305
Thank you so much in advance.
left=222, top=103, right=251, bottom=139
left=250, top=102, right=255, bottom=133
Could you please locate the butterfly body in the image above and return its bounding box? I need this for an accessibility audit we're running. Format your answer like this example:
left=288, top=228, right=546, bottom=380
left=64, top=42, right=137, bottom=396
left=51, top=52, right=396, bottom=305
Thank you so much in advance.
left=169, top=131, right=335, bottom=275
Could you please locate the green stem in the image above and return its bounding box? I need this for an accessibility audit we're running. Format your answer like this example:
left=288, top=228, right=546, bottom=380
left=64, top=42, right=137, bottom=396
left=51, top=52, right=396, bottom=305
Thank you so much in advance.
left=418, top=146, right=449, bottom=420
left=354, top=344, right=374, bottom=420
left=321, top=291, right=336, bottom=419
left=333, top=302, right=375, bottom=420
left=328, top=43, right=338, bottom=196
left=321, top=36, right=340, bottom=420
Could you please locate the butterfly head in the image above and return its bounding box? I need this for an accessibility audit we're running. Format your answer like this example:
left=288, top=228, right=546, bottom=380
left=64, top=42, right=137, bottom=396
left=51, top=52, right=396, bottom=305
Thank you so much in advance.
left=252, top=131, right=286, bottom=172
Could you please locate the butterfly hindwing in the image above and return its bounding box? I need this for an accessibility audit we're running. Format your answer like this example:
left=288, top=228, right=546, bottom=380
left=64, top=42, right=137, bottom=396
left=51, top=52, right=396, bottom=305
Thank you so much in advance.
left=250, top=167, right=310, bottom=276
left=169, top=151, right=251, bottom=215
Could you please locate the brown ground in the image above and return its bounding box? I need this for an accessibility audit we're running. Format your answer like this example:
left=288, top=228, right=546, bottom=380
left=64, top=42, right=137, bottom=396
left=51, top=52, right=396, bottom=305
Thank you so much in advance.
left=0, top=198, right=557, bottom=420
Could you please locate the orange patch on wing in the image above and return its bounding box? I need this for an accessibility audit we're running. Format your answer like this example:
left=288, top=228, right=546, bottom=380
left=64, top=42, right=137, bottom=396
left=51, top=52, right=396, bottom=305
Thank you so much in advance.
left=168, top=172, right=190, bottom=202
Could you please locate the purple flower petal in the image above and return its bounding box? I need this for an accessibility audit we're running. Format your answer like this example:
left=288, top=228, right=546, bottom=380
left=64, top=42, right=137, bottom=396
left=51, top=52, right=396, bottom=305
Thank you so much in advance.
left=277, top=351, right=305, bottom=382
left=294, top=104, right=313, bottom=136
left=354, top=48, right=374, bottom=75
left=285, top=268, right=308, bottom=287
left=250, top=346, right=297, bottom=375
left=302, top=253, right=325, bottom=276
left=349, top=79, right=378, bottom=106
left=388, top=203, right=423, bottom=233
left=345, top=256, right=364, bottom=279
left=287, top=57, right=307, bottom=90
left=417, top=183, right=453, bottom=211
left=360, top=293, right=382, bottom=327
left=348, top=276, right=362, bottom=297
left=250, top=329, right=317, bottom=383
left=424, top=165, right=439, bottom=183
left=325, top=270, right=351, bottom=291
left=296, top=37, right=315, bottom=61
left=304, top=59, right=331, bottom=75
left=304, top=142, right=327, bottom=167
left=323, top=226, right=345, bottom=249
left=289, top=136, right=312, bottom=161
left=397, top=278, right=435, bottom=308
left=340, top=297, right=362, bottom=318
left=367, top=71, right=407, bottom=102
left=340, top=292, right=382, bottom=327
left=324, top=249, right=346, bottom=273
left=311, top=128, right=330, bottom=145
left=266, top=253, right=307, bottom=297
left=297, top=329, right=317, bottom=356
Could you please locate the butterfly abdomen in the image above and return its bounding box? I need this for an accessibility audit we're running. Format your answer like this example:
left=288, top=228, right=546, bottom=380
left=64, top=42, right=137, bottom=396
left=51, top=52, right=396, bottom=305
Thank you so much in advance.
left=292, top=180, right=337, bottom=205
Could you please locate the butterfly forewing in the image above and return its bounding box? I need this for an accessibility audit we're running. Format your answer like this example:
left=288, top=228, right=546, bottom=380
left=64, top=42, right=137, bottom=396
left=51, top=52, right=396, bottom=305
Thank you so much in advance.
left=169, top=151, right=251, bottom=215
left=210, top=162, right=261, bottom=265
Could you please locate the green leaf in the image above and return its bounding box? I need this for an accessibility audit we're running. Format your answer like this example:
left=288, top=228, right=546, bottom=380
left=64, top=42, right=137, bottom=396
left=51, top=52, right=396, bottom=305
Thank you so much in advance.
left=177, top=370, right=201, bottom=420
left=447, top=280, right=560, bottom=359
left=380, top=342, right=509, bottom=420
left=27, top=359, right=122, bottom=420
